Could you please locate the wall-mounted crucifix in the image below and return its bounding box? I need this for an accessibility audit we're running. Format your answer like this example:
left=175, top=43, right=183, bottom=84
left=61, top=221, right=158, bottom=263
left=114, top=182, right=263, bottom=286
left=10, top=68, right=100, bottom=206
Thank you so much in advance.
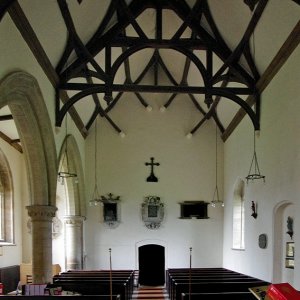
left=145, top=157, right=160, bottom=182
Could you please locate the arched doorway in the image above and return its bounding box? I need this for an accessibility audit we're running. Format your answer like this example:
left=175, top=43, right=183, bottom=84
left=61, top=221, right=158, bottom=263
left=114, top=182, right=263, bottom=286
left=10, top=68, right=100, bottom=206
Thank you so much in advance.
left=138, top=244, right=165, bottom=286
left=273, top=201, right=294, bottom=284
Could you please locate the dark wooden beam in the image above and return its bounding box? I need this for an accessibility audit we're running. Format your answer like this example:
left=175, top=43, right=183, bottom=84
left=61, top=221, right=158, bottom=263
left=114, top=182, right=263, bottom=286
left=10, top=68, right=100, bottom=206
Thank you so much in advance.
left=244, top=0, right=260, bottom=11
left=0, top=114, right=13, bottom=121
left=109, top=37, right=206, bottom=49
left=157, top=55, right=179, bottom=86
left=8, top=1, right=87, bottom=138
left=60, top=0, right=149, bottom=80
left=57, top=83, right=259, bottom=129
left=212, top=0, right=268, bottom=84
left=188, top=94, right=206, bottom=115
left=0, top=0, right=15, bottom=21
left=189, top=76, right=230, bottom=134
left=156, top=2, right=162, bottom=41
left=222, top=20, right=300, bottom=141
left=60, top=82, right=251, bottom=95
left=58, top=0, right=107, bottom=82
left=172, top=0, right=255, bottom=87
left=118, top=0, right=147, bottom=39
left=171, top=0, right=203, bottom=41
left=0, top=131, right=22, bottom=153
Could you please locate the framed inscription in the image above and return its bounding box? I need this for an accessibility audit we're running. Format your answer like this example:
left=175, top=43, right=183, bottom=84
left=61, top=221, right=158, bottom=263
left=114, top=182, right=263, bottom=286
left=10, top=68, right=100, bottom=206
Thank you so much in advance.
left=286, top=242, right=294, bottom=258
left=101, top=193, right=121, bottom=228
left=142, top=196, right=164, bottom=229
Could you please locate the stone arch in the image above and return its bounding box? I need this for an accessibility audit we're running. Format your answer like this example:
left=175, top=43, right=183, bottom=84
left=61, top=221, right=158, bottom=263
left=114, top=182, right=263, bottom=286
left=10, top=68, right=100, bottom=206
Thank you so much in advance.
left=0, top=71, right=57, bottom=206
left=272, top=200, right=294, bottom=283
left=0, top=71, right=57, bottom=282
left=57, top=135, right=86, bottom=270
left=58, top=134, right=86, bottom=217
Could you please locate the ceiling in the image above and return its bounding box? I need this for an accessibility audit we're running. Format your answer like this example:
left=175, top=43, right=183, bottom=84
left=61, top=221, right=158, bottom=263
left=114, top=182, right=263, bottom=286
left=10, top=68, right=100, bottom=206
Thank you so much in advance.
left=0, top=0, right=299, bottom=153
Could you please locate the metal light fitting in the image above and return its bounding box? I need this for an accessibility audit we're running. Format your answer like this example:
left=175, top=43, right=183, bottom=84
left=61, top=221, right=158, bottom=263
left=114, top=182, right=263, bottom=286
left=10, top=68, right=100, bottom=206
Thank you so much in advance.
left=211, top=124, right=224, bottom=207
left=58, top=115, right=77, bottom=184
left=246, top=130, right=265, bottom=183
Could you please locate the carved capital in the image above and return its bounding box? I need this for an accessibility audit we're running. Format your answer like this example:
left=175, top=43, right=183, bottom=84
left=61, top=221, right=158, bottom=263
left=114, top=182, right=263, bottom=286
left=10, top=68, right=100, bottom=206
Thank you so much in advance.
left=26, top=205, right=57, bottom=222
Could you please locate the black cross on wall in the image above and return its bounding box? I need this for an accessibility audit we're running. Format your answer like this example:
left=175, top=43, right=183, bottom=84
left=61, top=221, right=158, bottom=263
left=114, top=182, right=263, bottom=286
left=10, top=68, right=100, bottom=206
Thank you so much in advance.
left=145, top=157, right=160, bottom=182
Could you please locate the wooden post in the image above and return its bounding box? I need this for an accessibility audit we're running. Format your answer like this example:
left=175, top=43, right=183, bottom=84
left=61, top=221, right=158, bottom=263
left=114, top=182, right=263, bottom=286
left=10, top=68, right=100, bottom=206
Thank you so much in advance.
left=189, top=247, right=192, bottom=300
left=109, top=248, right=112, bottom=300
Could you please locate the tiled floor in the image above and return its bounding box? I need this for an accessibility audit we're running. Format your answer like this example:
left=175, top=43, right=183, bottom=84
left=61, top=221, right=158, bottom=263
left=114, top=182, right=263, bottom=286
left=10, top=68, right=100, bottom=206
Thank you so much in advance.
left=132, top=286, right=169, bottom=299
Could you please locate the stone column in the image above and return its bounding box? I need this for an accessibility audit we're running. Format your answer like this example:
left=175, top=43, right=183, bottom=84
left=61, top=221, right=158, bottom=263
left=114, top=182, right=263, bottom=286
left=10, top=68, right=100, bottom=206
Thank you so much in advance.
left=26, top=205, right=57, bottom=283
left=64, top=216, right=85, bottom=270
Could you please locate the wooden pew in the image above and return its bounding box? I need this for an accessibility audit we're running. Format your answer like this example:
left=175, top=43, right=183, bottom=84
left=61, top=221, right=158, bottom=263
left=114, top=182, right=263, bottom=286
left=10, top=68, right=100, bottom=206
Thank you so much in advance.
left=173, top=280, right=268, bottom=300
left=166, top=268, right=240, bottom=292
left=52, top=270, right=134, bottom=300
left=168, top=277, right=264, bottom=299
left=52, top=279, right=129, bottom=299
left=166, top=268, right=248, bottom=298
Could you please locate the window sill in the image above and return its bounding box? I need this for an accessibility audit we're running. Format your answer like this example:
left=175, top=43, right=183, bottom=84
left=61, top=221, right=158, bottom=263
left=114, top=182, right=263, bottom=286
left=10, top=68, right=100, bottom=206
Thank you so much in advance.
left=0, top=242, right=16, bottom=246
left=231, top=247, right=245, bottom=251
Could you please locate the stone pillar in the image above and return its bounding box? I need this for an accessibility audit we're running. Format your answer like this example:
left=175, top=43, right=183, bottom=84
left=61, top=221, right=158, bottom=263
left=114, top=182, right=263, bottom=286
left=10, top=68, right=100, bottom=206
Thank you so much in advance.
left=64, top=216, right=85, bottom=270
left=26, top=205, right=57, bottom=283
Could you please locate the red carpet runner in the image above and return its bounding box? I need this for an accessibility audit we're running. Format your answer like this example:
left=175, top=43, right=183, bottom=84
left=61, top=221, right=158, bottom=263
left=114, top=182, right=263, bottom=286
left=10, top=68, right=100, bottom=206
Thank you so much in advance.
left=132, top=286, right=169, bottom=299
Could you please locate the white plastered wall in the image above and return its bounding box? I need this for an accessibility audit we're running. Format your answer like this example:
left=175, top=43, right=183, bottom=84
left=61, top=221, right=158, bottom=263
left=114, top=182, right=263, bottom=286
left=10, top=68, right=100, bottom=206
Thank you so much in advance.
left=223, top=46, right=300, bottom=287
left=84, top=92, right=224, bottom=270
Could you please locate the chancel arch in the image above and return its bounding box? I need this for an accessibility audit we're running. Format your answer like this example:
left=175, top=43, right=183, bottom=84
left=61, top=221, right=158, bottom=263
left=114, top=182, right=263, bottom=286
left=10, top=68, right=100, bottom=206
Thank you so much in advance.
left=0, top=71, right=58, bottom=283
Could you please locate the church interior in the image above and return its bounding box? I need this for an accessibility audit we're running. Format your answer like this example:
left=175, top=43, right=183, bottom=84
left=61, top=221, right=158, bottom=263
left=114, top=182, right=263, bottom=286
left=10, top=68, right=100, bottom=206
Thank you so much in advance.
left=0, top=0, right=300, bottom=298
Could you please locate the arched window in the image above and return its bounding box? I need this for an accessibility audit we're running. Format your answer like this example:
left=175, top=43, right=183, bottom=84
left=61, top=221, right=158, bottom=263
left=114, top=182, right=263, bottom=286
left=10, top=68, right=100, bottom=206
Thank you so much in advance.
left=0, top=148, right=14, bottom=245
left=232, top=179, right=245, bottom=249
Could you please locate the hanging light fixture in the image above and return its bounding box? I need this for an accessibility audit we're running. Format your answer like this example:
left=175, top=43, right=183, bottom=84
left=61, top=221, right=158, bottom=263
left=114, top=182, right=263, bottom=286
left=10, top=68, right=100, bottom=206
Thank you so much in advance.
left=246, top=130, right=265, bottom=183
left=89, top=116, right=102, bottom=205
left=58, top=113, right=77, bottom=184
left=211, top=124, right=224, bottom=207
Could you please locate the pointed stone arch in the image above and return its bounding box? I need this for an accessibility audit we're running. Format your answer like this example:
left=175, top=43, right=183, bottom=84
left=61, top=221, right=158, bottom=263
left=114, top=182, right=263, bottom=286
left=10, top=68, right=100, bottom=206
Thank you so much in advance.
left=57, top=134, right=86, bottom=270
left=0, top=71, right=57, bottom=282
left=0, top=71, right=57, bottom=206
left=58, top=134, right=86, bottom=217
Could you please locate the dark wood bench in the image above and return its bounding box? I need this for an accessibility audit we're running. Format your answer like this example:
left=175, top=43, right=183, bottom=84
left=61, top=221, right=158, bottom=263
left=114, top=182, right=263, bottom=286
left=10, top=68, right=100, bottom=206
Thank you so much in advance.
left=166, top=268, right=241, bottom=293
left=52, top=270, right=134, bottom=300
left=173, top=280, right=268, bottom=300
left=168, top=277, right=265, bottom=299
left=52, top=279, right=129, bottom=299
left=57, top=270, right=134, bottom=295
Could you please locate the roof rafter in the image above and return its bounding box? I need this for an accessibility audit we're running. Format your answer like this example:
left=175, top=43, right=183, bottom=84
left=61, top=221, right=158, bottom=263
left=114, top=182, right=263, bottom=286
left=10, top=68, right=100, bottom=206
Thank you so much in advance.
left=56, top=0, right=261, bottom=133
left=7, top=1, right=87, bottom=138
left=0, top=131, right=22, bottom=153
